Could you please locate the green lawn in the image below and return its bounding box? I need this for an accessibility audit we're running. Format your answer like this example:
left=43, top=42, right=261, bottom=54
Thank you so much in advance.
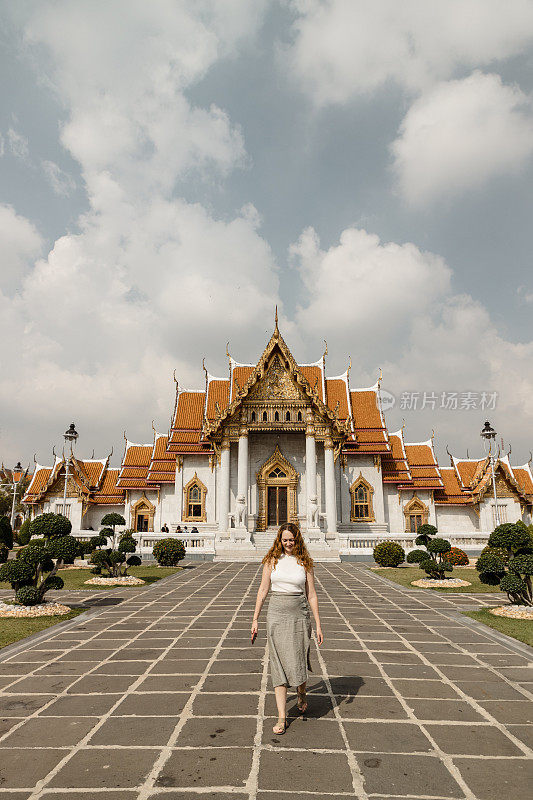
left=0, top=565, right=184, bottom=592
left=370, top=566, right=503, bottom=593
left=463, top=609, right=533, bottom=648
left=0, top=609, right=85, bottom=650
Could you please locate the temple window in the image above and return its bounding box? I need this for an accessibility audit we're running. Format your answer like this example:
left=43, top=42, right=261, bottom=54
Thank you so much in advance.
left=274, top=411, right=279, bottom=422
left=251, top=411, right=256, bottom=422
left=132, top=497, right=155, bottom=532
left=183, top=473, right=207, bottom=522
left=297, top=411, right=302, bottom=422
left=262, top=411, right=268, bottom=422
left=286, top=411, right=291, bottom=421
left=269, top=467, right=287, bottom=478
left=403, top=496, right=429, bottom=533
left=349, top=476, right=375, bottom=522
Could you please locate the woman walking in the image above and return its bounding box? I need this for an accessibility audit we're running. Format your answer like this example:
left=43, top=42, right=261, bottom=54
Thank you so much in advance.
left=251, top=522, right=323, bottom=735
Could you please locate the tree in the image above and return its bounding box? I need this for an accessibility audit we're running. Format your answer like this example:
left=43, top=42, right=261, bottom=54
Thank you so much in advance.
left=0, top=516, right=13, bottom=550
left=89, top=526, right=140, bottom=577
left=29, top=513, right=72, bottom=541
left=476, top=523, right=533, bottom=605
left=413, top=524, right=453, bottom=580
left=0, top=534, right=79, bottom=606
left=372, top=541, right=405, bottom=567
left=100, top=513, right=126, bottom=549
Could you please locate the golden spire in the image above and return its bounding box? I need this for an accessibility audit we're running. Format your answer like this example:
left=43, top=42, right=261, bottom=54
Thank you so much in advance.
left=274, top=305, right=279, bottom=337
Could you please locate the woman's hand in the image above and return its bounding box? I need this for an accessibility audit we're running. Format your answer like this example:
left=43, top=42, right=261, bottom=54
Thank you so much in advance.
left=251, top=619, right=258, bottom=639
left=315, top=625, right=324, bottom=645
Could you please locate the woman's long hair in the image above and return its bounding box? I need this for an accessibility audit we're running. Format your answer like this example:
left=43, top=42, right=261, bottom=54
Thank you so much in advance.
left=261, top=522, right=314, bottom=571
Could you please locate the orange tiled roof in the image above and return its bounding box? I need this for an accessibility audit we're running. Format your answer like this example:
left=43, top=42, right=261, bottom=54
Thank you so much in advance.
left=434, top=467, right=474, bottom=505
left=23, top=466, right=52, bottom=502
left=403, top=442, right=443, bottom=489
left=205, top=379, right=230, bottom=421
left=382, top=433, right=411, bottom=484
left=232, top=366, right=254, bottom=399
left=117, top=442, right=152, bottom=489
left=300, top=365, right=324, bottom=401
left=75, top=459, right=106, bottom=488
left=513, top=466, right=533, bottom=497
left=454, top=459, right=483, bottom=489
left=91, top=469, right=124, bottom=505
left=147, top=434, right=176, bottom=484
left=325, top=378, right=350, bottom=419
left=346, top=390, right=389, bottom=453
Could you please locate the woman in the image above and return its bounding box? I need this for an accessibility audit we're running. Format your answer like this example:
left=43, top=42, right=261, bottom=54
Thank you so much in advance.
left=251, top=522, right=324, bottom=735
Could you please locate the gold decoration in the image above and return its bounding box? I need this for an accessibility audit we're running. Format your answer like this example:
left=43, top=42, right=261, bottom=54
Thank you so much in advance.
left=182, top=472, right=207, bottom=522
left=131, top=494, right=156, bottom=532
left=256, top=446, right=299, bottom=532
left=349, top=473, right=375, bottom=522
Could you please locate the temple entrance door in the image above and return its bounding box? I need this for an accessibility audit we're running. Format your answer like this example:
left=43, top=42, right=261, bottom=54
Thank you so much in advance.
left=267, top=486, right=288, bottom=527
left=136, top=514, right=149, bottom=532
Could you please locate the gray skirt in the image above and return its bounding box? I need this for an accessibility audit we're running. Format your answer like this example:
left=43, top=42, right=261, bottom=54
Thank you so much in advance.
left=267, top=591, right=313, bottom=688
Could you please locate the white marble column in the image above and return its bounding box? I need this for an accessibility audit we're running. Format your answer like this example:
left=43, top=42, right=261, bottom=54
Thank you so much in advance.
left=218, top=437, right=230, bottom=533
left=324, top=432, right=338, bottom=534
left=236, top=421, right=248, bottom=529
left=305, top=409, right=319, bottom=531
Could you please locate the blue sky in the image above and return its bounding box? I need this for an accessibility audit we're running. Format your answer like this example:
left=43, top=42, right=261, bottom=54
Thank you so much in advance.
left=1, top=0, right=532, bottom=469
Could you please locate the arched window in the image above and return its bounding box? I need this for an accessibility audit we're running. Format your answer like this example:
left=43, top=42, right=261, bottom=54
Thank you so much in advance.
left=403, top=496, right=428, bottom=533
left=297, top=411, right=302, bottom=422
left=274, top=411, right=279, bottom=422
left=349, top=475, right=375, bottom=522
left=262, top=411, right=268, bottom=422
left=251, top=411, right=256, bottom=422
left=183, top=473, right=207, bottom=522
left=286, top=411, right=291, bottom=421
left=269, top=467, right=286, bottom=478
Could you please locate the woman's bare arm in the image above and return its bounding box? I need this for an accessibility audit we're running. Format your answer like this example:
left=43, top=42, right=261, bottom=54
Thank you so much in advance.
left=306, top=568, right=323, bottom=644
left=251, top=561, right=272, bottom=632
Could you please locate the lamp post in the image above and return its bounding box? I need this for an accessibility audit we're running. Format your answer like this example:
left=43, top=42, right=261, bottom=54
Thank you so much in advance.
left=10, top=462, right=23, bottom=529
left=62, top=423, right=79, bottom=519
left=480, top=420, right=499, bottom=527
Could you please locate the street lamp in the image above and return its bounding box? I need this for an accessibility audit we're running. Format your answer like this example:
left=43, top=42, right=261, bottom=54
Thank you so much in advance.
left=10, top=462, right=23, bottom=529
left=62, top=423, right=79, bottom=520
left=480, top=420, right=499, bottom=527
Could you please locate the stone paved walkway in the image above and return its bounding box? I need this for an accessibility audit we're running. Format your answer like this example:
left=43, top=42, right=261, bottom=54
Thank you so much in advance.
left=0, top=563, right=531, bottom=799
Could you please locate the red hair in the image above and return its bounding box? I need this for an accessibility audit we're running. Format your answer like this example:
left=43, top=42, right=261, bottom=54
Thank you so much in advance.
left=261, top=522, right=314, bottom=571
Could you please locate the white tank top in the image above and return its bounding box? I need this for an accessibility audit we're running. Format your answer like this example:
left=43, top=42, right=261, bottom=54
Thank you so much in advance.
left=270, top=554, right=307, bottom=594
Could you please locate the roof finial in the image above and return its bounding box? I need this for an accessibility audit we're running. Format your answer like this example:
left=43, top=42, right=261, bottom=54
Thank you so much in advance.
left=506, top=443, right=512, bottom=458
left=446, top=444, right=453, bottom=464
left=528, top=450, right=532, bottom=466
left=107, top=446, right=114, bottom=460
left=123, top=430, right=128, bottom=442
left=33, top=452, right=37, bottom=465
left=173, top=369, right=178, bottom=386
left=378, top=367, right=383, bottom=387
left=466, top=448, right=469, bottom=458
left=91, top=448, right=95, bottom=459
left=226, top=341, right=232, bottom=366
left=274, top=306, right=279, bottom=337
left=322, top=339, right=328, bottom=359
left=431, top=429, right=435, bottom=442
left=151, top=419, right=156, bottom=434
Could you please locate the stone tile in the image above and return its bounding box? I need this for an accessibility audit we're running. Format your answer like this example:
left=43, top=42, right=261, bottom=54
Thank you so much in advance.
left=479, top=700, right=533, bottom=724
left=108, top=647, right=166, bottom=660
left=66, top=674, right=139, bottom=693
left=426, top=723, right=523, bottom=755
left=176, top=715, right=257, bottom=747
left=138, top=674, right=201, bottom=692
left=0, top=716, right=19, bottom=737
left=49, top=747, right=160, bottom=788
left=2, top=716, right=99, bottom=747
left=372, top=651, right=424, bottom=664
left=7, top=675, right=77, bottom=694
left=264, top=692, right=335, bottom=719
left=89, top=715, right=178, bottom=746
left=336, top=696, right=409, bottom=720
left=191, top=691, right=258, bottom=716
left=380, top=663, right=441, bottom=680
left=151, top=659, right=209, bottom=674
left=44, top=794, right=138, bottom=800
left=202, top=673, right=262, bottom=692
left=33, top=662, right=96, bottom=676
left=258, top=749, right=353, bottom=792
left=0, top=748, right=67, bottom=788
left=454, top=756, right=533, bottom=800
left=335, top=677, right=394, bottom=697
left=407, top=699, right=486, bottom=722
left=112, top=691, right=189, bottom=716
left=390, top=679, right=461, bottom=699
left=357, top=752, right=463, bottom=797
left=437, top=665, right=499, bottom=682
left=209, top=659, right=262, bottom=673
left=344, top=721, right=433, bottom=753
left=0, top=694, right=54, bottom=716
left=155, top=747, right=253, bottom=788
left=39, top=693, right=121, bottom=716
left=454, top=680, right=527, bottom=701
left=507, top=724, right=533, bottom=749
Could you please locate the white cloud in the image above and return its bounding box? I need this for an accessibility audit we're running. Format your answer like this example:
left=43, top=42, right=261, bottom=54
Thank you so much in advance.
left=6, top=128, right=30, bottom=162
left=41, top=160, right=76, bottom=197
left=286, top=0, right=533, bottom=104
left=391, top=72, right=533, bottom=205
left=0, top=204, right=43, bottom=294
left=294, top=225, right=533, bottom=456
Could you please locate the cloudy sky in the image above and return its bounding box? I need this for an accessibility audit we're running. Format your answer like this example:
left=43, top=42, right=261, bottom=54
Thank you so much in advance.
left=1, top=0, right=533, bottom=470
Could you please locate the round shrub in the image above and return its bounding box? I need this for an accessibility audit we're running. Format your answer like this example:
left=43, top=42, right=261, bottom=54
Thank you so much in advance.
left=476, top=551, right=506, bottom=577
left=406, top=548, right=427, bottom=564
left=41, top=575, right=64, bottom=592
left=118, top=535, right=136, bottom=555
left=0, top=559, right=34, bottom=588
left=427, top=537, right=452, bottom=555
left=373, top=540, right=405, bottom=568
left=0, top=516, right=14, bottom=549
left=488, top=523, right=531, bottom=553
left=47, top=535, right=80, bottom=564
left=0, top=543, right=9, bottom=563
left=508, top=553, right=533, bottom=576
left=99, top=528, right=113, bottom=542
left=15, top=585, right=40, bottom=606
left=126, top=555, right=142, bottom=567
left=442, top=547, right=469, bottom=566
left=18, top=543, right=54, bottom=573
left=480, top=545, right=509, bottom=563
left=91, top=566, right=102, bottom=575
left=153, top=538, right=186, bottom=566
left=420, top=558, right=452, bottom=578
left=101, top=513, right=126, bottom=528
left=500, top=573, right=527, bottom=596
left=17, top=518, right=32, bottom=545
left=30, top=513, right=72, bottom=541
left=478, top=571, right=502, bottom=585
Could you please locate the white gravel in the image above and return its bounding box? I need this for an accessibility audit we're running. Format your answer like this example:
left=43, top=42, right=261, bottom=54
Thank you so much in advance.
left=84, top=576, right=145, bottom=586
left=0, top=601, right=72, bottom=617
left=489, top=605, right=533, bottom=619
left=411, top=578, right=472, bottom=588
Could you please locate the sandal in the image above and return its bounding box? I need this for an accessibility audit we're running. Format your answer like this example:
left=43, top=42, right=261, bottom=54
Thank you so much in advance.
left=272, top=717, right=287, bottom=735
left=297, top=689, right=308, bottom=713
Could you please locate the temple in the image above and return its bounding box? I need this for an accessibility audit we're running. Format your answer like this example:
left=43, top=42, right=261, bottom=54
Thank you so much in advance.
left=23, top=318, right=533, bottom=560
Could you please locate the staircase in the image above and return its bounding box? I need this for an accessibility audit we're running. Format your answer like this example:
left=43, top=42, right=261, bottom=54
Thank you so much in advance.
left=214, top=530, right=340, bottom=562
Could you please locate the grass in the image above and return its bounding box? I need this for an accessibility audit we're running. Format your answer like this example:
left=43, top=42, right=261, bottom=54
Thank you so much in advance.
left=0, top=609, right=85, bottom=650
left=369, top=566, right=503, bottom=593
left=0, top=565, right=184, bottom=592
left=463, top=609, right=533, bottom=647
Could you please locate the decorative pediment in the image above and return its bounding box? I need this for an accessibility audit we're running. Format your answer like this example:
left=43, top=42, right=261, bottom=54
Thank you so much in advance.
left=248, top=354, right=304, bottom=402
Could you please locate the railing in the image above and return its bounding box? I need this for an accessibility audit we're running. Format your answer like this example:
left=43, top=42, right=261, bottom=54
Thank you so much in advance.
left=340, top=532, right=490, bottom=554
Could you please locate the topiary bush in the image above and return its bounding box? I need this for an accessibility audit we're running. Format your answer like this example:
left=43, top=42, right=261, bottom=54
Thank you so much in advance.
left=0, top=543, right=9, bottom=563
left=153, top=538, right=186, bottom=566
left=410, top=523, right=454, bottom=579
left=414, top=524, right=438, bottom=548
left=29, top=512, right=72, bottom=541
left=476, top=526, right=533, bottom=605
left=406, top=548, right=427, bottom=564
left=15, top=585, right=41, bottom=606
left=17, top=518, right=32, bottom=545
left=480, top=545, right=509, bottom=564
left=373, top=540, right=405, bottom=567
left=48, top=535, right=81, bottom=564
left=420, top=557, right=453, bottom=579
left=0, top=533, right=74, bottom=605
left=89, top=527, right=140, bottom=577
left=442, top=547, right=469, bottom=566
left=0, top=516, right=14, bottom=550
left=100, top=513, right=126, bottom=549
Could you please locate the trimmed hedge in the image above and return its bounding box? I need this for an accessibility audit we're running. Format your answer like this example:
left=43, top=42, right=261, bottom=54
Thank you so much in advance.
left=443, top=547, right=469, bottom=566
left=373, top=541, right=405, bottom=568
left=153, top=538, right=186, bottom=566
